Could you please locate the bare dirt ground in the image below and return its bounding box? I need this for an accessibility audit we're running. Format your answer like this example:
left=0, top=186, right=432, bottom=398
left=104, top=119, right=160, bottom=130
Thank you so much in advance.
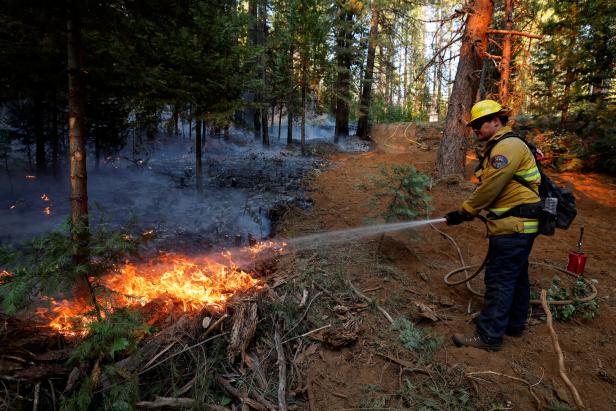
left=276, top=123, right=616, bottom=410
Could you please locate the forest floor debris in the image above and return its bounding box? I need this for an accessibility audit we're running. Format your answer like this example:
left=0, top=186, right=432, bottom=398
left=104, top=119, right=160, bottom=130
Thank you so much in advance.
left=2, top=124, right=616, bottom=410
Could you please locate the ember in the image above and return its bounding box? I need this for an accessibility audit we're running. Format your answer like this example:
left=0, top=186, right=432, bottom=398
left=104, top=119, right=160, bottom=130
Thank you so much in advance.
left=25, top=175, right=36, bottom=180
left=41, top=194, right=50, bottom=201
left=43, top=206, right=51, bottom=215
left=36, top=242, right=285, bottom=336
left=0, top=270, right=11, bottom=282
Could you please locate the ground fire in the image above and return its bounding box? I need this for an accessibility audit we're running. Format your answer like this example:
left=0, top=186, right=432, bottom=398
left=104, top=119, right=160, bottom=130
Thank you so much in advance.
left=33, top=241, right=285, bottom=337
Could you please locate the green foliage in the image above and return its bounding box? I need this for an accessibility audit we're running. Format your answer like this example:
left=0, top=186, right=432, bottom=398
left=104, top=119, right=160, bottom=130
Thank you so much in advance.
left=60, top=379, right=94, bottom=411
left=397, top=364, right=475, bottom=411
left=547, top=276, right=599, bottom=321
left=367, top=165, right=432, bottom=223
left=529, top=0, right=616, bottom=174
left=392, top=317, right=443, bottom=365
left=0, top=221, right=150, bottom=411
left=370, top=94, right=409, bottom=123
left=71, top=309, right=149, bottom=363
left=0, top=220, right=139, bottom=314
left=357, top=384, right=389, bottom=409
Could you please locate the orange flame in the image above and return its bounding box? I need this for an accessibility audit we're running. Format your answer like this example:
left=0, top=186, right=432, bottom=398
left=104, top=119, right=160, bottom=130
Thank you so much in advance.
left=41, top=194, right=50, bottom=201
left=43, top=206, right=51, bottom=215
left=26, top=175, right=36, bottom=180
left=37, top=242, right=284, bottom=336
left=0, top=270, right=11, bottom=282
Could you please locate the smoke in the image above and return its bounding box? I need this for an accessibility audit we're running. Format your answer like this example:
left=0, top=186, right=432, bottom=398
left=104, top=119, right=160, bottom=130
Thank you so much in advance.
left=0, top=118, right=368, bottom=249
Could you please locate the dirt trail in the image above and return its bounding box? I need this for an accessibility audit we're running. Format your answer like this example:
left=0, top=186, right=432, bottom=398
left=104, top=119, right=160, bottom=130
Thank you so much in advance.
left=277, top=123, right=616, bottom=410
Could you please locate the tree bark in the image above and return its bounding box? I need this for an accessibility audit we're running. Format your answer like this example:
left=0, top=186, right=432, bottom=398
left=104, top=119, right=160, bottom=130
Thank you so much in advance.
left=51, top=89, right=60, bottom=177
left=356, top=3, right=379, bottom=141
left=260, top=0, right=269, bottom=146
left=300, top=59, right=307, bottom=155
left=436, top=0, right=494, bottom=178
left=34, top=92, right=46, bottom=174
left=67, top=1, right=89, bottom=234
left=195, top=116, right=203, bottom=193
left=334, top=1, right=353, bottom=142
left=498, top=0, right=513, bottom=105
left=560, top=35, right=577, bottom=127
left=287, top=44, right=294, bottom=147
left=277, top=101, right=283, bottom=140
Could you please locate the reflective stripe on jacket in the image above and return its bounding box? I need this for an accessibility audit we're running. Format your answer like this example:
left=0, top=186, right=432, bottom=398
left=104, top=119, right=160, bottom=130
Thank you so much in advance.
left=462, top=126, right=541, bottom=236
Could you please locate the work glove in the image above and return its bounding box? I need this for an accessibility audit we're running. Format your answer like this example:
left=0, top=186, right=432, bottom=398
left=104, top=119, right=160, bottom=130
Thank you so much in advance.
left=445, top=210, right=473, bottom=225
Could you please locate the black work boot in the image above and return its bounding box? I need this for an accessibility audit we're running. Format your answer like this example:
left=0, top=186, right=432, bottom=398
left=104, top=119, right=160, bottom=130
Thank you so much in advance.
left=452, top=333, right=501, bottom=352
left=505, top=328, right=524, bottom=337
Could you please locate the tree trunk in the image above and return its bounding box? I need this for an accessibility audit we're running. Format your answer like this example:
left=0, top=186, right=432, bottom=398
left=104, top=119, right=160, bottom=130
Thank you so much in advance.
left=188, top=103, right=193, bottom=139
left=173, top=106, right=180, bottom=136
left=436, top=0, right=494, bottom=178
left=248, top=0, right=261, bottom=141
left=498, top=0, right=513, bottom=105
left=260, top=0, right=269, bottom=146
left=34, top=92, right=46, bottom=174
left=67, top=1, right=89, bottom=234
left=300, top=59, right=307, bottom=155
left=262, top=109, right=269, bottom=146
left=356, top=3, right=379, bottom=141
left=334, top=2, right=353, bottom=142
left=51, top=90, right=60, bottom=177
left=287, top=44, right=294, bottom=147
left=277, top=101, right=283, bottom=140
left=195, top=116, right=203, bottom=193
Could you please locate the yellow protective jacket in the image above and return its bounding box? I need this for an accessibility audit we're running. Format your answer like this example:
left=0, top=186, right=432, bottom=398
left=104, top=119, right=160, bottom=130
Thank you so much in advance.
left=462, top=126, right=541, bottom=236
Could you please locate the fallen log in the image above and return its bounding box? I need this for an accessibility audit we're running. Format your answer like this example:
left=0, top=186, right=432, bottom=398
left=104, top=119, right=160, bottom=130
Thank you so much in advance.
left=228, top=302, right=258, bottom=363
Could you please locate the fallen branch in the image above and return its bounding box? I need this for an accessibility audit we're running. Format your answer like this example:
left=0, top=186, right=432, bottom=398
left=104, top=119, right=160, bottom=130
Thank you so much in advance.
left=375, top=352, right=431, bottom=376
left=136, top=396, right=194, bottom=409
left=466, top=370, right=541, bottom=407
left=347, top=279, right=394, bottom=324
left=138, top=332, right=229, bottom=376
left=540, top=290, right=585, bottom=410
left=284, top=291, right=323, bottom=338
left=217, top=377, right=269, bottom=411
left=282, top=324, right=332, bottom=344
left=274, top=320, right=288, bottom=411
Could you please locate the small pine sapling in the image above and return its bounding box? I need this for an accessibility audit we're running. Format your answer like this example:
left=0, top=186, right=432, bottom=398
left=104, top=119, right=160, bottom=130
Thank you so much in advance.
left=366, top=165, right=432, bottom=223
left=0, top=219, right=151, bottom=410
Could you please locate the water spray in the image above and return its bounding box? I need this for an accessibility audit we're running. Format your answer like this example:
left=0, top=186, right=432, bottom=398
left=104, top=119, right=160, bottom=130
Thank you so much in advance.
left=286, top=218, right=447, bottom=248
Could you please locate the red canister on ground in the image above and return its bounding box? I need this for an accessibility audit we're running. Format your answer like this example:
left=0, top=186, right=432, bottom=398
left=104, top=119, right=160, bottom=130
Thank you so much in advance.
left=567, top=250, right=587, bottom=275
left=567, top=227, right=586, bottom=275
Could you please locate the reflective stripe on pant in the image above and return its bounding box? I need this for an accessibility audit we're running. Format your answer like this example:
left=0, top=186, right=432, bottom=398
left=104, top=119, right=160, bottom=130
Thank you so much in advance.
left=476, top=233, right=537, bottom=345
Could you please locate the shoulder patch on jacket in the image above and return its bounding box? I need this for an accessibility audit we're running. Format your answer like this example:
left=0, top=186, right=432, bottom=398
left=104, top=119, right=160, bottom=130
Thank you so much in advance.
left=491, top=155, right=509, bottom=169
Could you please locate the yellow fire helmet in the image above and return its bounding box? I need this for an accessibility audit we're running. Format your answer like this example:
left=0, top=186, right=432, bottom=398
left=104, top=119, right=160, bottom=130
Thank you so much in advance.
left=467, top=99, right=509, bottom=125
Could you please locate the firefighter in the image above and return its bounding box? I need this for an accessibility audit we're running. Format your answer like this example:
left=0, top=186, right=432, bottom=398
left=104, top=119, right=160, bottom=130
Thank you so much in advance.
left=445, top=99, right=541, bottom=352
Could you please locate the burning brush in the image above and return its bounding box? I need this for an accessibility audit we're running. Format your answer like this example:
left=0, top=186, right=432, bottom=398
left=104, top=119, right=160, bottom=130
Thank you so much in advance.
left=33, top=241, right=286, bottom=337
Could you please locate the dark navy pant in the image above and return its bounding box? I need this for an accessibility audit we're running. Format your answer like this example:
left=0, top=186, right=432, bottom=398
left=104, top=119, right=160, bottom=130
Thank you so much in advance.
left=476, top=233, right=536, bottom=345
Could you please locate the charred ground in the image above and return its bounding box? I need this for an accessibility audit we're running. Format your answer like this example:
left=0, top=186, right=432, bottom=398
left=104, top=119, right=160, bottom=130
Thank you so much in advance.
left=1, top=124, right=615, bottom=410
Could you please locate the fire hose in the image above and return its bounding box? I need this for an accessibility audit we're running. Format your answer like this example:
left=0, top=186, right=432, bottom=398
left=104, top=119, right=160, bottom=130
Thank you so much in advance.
left=434, top=224, right=598, bottom=305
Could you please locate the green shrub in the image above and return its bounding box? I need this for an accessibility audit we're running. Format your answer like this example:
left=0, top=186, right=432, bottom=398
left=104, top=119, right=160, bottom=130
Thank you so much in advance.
left=367, top=165, right=432, bottom=223
left=392, top=317, right=443, bottom=364
left=547, top=276, right=599, bottom=321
